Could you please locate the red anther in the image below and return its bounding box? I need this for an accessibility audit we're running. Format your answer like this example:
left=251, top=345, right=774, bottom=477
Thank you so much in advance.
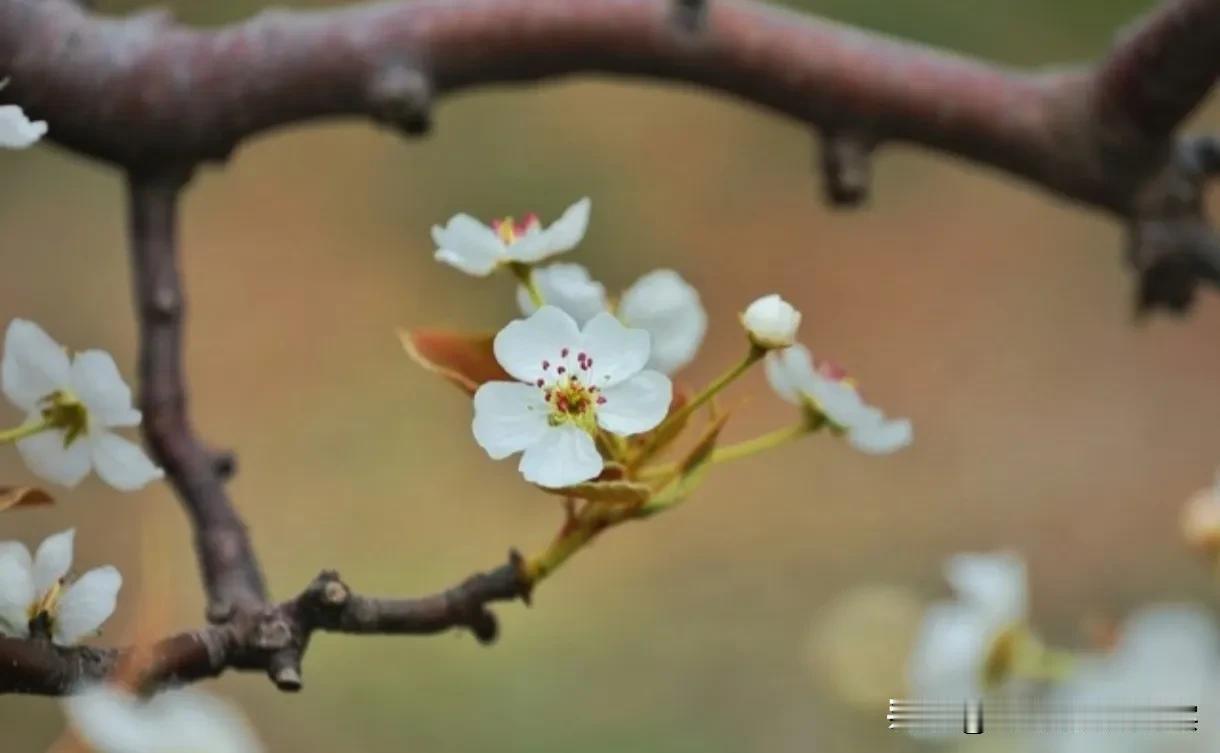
left=557, top=366, right=566, bottom=375
left=586, top=358, right=593, bottom=368
left=536, top=379, right=544, bottom=387
left=519, top=213, right=540, bottom=232
left=561, top=348, right=569, bottom=357
left=596, top=396, right=607, bottom=404
left=542, top=360, right=550, bottom=370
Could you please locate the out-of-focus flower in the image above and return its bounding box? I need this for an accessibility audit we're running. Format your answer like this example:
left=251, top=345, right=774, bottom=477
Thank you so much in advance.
left=1182, top=472, right=1220, bottom=557
left=907, top=552, right=1029, bottom=700
left=1, top=319, right=164, bottom=490
left=518, top=265, right=707, bottom=374
left=0, top=104, right=46, bottom=149
left=0, top=529, right=120, bottom=645
left=432, top=197, right=591, bottom=276
left=741, top=294, right=801, bottom=349
left=765, top=344, right=912, bottom=454
left=1049, top=605, right=1220, bottom=753
left=65, top=685, right=263, bottom=753
left=473, top=306, right=671, bottom=488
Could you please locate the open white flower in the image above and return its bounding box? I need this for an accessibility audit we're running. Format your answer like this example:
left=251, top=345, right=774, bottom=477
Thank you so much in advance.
left=741, top=294, right=801, bottom=349
left=433, top=197, right=591, bottom=276
left=0, top=104, right=46, bottom=149
left=765, top=344, right=912, bottom=454
left=2, top=319, right=164, bottom=490
left=66, top=685, right=263, bottom=753
left=518, top=265, right=707, bottom=374
left=0, top=529, right=120, bottom=645
left=473, top=306, right=672, bottom=488
left=907, top=552, right=1028, bottom=700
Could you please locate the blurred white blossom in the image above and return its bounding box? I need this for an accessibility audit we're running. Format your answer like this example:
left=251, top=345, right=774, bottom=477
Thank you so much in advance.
left=66, top=685, right=263, bottom=753
left=518, top=264, right=707, bottom=374
left=473, top=306, right=671, bottom=488
left=741, top=294, right=801, bottom=349
left=433, top=197, right=591, bottom=276
left=0, top=104, right=46, bottom=149
left=0, top=529, right=120, bottom=645
left=765, top=344, right=911, bottom=454
left=1, top=319, right=164, bottom=490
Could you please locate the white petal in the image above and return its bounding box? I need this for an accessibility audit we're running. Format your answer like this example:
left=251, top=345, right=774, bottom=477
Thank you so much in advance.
left=596, top=370, right=672, bottom=436
left=741, top=294, right=802, bottom=349
left=16, top=424, right=91, bottom=487
left=2, top=319, right=71, bottom=411
left=0, top=544, right=34, bottom=638
left=63, top=686, right=156, bottom=753
left=764, top=345, right=817, bottom=405
left=53, top=565, right=121, bottom=645
left=89, top=432, right=164, bottom=491
left=506, top=197, right=590, bottom=263
left=579, top=312, right=650, bottom=388
left=944, top=552, right=1028, bottom=625
left=472, top=381, right=550, bottom=460
left=617, top=269, right=707, bottom=374
left=71, top=350, right=141, bottom=428
left=32, top=528, right=74, bottom=595
left=66, top=685, right=264, bottom=753
left=518, top=424, right=602, bottom=488
left=906, top=602, right=992, bottom=701
left=848, top=417, right=913, bottom=455
left=517, top=263, right=608, bottom=324
left=431, top=214, right=506, bottom=276
left=146, top=688, right=264, bottom=753
left=0, top=105, right=47, bottom=149
left=493, top=306, right=581, bottom=385
left=808, top=377, right=870, bottom=428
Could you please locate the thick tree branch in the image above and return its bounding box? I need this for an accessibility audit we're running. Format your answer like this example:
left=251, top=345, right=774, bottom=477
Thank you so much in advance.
left=0, top=555, right=531, bottom=695
left=126, top=170, right=268, bottom=619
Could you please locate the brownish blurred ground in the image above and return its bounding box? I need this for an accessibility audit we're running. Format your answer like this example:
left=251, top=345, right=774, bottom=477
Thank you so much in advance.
left=3, top=1, right=1220, bottom=751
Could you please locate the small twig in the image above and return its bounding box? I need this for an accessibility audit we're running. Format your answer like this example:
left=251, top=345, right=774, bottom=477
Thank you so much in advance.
left=819, top=130, right=874, bottom=207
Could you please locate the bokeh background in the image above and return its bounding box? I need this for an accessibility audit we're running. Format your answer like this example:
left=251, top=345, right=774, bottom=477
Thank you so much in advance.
left=3, top=0, right=1220, bottom=750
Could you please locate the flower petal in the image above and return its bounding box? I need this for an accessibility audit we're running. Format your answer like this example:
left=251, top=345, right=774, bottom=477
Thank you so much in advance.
left=493, top=306, right=581, bottom=384
left=0, top=544, right=34, bottom=638
left=52, top=565, right=121, bottom=645
left=518, top=424, right=602, bottom=488
left=906, top=602, right=993, bottom=701
left=944, top=552, right=1027, bottom=626
left=16, top=425, right=91, bottom=487
left=472, top=381, right=550, bottom=460
left=808, top=377, right=870, bottom=428
left=432, top=214, right=506, bottom=276
left=2, top=319, right=70, bottom=411
left=580, top=312, right=650, bottom=388
left=848, top=417, right=913, bottom=455
left=89, top=432, right=164, bottom=491
left=517, top=263, right=608, bottom=325
left=764, top=345, right=816, bottom=405
left=0, top=105, right=47, bottom=149
left=506, top=197, right=590, bottom=263
left=72, top=350, right=141, bottom=428
left=617, top=269, right=707, bottom=374
left=596, top=370, right=672, bottom=436
left=32, top=528, right=74, bottom=594
left=66, top=685, right=265, bottom=753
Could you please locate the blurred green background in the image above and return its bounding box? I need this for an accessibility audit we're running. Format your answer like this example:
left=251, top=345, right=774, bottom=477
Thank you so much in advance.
left=3, top=0, right=1220, bottom=751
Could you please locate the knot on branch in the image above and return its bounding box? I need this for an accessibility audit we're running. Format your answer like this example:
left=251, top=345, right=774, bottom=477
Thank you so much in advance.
left=819, top=130, right=874, bottom=207
left=672, top=0, right=708, bottom=33
left=1127, top=135, right=1220, bottom=314
left=367, top=63, right=433, bottom=136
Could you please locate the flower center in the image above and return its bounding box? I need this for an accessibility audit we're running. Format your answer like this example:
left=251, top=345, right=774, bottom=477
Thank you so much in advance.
left=492, top=213, right=540, bottom=245
left=536, top=349, right=606, bottom=432
left=39, top=389, right=89, bottom=446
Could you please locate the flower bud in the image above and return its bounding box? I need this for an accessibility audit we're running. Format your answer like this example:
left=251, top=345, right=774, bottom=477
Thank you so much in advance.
left=741, top=294, right=801, bottom=349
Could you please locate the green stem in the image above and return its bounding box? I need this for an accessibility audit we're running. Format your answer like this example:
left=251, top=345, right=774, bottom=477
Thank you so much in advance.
left=0, top=417, right=54, bottom=444
left=632, top=345, right=764, bottom=466
left=509, top=262, right=544, bottom=308
left=638, top=422, right=811, bottom=481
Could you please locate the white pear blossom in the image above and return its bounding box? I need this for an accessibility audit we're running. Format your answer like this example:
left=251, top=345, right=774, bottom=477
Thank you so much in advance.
left=473, top=306, right=672, bottom=488
left=1048, top=605, right=1220, bottom=752
left=66, top=685, right=263, bottom=753
left=0, top=529, right=120, bottom=645
left=907, top=552, right=1028, bottom=700
left=741, top=294, right=801, bottom=349
left=433, top=197, right=591, bottom=276
left=518, top=264, right=707, bottom=374
left=765, top=344, right=912, bottom=454
left=0, top=104, right=46, bottom=149
left=1, top=319, right=164, bottom=490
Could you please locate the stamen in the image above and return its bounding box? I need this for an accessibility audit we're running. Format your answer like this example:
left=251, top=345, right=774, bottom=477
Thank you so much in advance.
left=536, top=379, right=545, bottom=387
left=542, top=360, right=550, bottom=370
left=597, top=396, right=607, bottom=404
left=557, top=366, right=566, bottom=375
left=561, top=348, right=569, bottom=358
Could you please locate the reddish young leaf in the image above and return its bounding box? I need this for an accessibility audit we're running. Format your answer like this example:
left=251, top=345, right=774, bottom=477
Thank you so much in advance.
left=398, top=328, right=510, bottom=396
left=0, top=486, right=53, bottom=512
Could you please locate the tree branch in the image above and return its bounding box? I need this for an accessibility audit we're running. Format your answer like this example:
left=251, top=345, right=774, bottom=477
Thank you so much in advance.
left=126, top=170, right=268, bottom=619
left=0, top=555, right=530, bottom=696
